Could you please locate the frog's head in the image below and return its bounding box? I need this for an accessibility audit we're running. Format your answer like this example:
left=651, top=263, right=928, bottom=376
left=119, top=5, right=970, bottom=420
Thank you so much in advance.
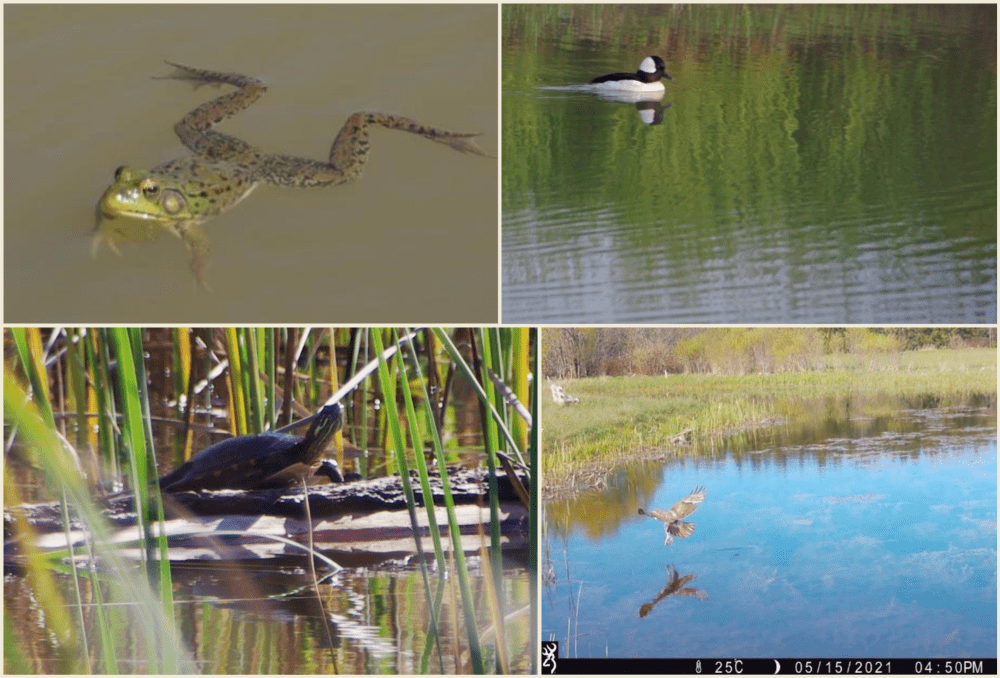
left=98, top=166, right=194, bottom=224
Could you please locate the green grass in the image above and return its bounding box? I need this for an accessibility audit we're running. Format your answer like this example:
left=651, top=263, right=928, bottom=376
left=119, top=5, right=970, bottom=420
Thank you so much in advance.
left=543, top=347, right=996, bottom=496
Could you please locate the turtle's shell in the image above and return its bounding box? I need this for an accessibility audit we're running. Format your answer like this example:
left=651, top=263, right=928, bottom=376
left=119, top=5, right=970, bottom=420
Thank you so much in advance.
left=158, top=403, right=342, bottom=492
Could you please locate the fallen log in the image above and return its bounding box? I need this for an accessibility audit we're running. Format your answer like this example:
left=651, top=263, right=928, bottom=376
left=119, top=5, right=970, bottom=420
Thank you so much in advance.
left=5, top=469, right=529, bottom=567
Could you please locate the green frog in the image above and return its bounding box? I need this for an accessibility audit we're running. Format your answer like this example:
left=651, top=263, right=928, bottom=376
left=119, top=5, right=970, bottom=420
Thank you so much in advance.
left=94, top=62, right=492, bottom=287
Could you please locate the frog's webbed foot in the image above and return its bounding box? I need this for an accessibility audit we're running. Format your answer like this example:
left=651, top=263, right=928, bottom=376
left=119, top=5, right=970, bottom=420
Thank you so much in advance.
left=349, top=112, right=495, bottom=157
left=437, top=134, right=494, bottom=158
left=155, top=61, right=229, bottom=90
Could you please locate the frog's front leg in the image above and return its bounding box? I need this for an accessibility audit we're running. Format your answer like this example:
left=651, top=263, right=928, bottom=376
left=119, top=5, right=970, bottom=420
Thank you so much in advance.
left=91, top=224, right=122, bottom=258
left=92, top=211, right=167, bottom=258
left=173, top=222, right=212, bottom=291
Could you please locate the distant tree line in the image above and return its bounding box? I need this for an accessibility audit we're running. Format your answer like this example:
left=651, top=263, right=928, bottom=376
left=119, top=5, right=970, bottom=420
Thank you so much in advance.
left=543, top=328, right=996, bottom=379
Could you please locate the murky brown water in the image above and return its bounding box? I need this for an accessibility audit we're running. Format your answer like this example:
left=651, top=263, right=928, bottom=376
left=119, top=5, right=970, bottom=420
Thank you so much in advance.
left=5, top=4, right=498, bottom=323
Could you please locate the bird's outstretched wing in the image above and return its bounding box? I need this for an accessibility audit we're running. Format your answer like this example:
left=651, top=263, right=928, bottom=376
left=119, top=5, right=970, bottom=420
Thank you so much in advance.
left=662, top=485, right=706, bottom=522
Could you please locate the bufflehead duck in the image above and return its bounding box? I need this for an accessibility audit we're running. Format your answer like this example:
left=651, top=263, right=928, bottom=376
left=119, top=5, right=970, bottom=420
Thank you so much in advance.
left=589, top=56, right=672, bottom=92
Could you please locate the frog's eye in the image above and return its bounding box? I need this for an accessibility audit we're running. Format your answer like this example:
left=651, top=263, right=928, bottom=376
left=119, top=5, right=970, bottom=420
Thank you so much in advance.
left=114, top=165, right=127, bottom=180
left=139, top=178, right=160, bottom=199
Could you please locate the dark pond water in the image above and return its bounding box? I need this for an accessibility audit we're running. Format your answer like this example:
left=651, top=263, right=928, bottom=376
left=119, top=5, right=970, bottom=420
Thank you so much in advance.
left=542, top=398, right=997, bottom=658
left=4, top=554, right=532, bottom=673
left=502, top=5, right=996, bottom=323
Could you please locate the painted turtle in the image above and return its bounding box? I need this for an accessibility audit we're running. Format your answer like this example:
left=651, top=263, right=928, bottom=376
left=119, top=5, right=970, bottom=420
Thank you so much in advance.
left=158, top=403, right=343, bottom=492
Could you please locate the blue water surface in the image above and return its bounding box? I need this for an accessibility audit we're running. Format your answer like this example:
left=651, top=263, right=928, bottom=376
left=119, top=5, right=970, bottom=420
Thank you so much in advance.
left=544, top=418, right=996, bottom=658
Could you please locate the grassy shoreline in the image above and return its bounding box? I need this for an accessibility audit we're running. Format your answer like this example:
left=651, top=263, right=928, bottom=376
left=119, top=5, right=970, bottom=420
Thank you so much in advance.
left=542, top=347, right=996, bottom=498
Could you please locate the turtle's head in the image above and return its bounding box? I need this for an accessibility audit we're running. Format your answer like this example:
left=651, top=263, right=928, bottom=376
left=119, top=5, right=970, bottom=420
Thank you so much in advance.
left=308, top=403, right=343, bottom=448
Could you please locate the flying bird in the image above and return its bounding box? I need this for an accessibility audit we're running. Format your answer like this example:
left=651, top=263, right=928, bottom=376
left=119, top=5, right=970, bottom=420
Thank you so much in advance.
left=638, top=486, right=706, bottom=545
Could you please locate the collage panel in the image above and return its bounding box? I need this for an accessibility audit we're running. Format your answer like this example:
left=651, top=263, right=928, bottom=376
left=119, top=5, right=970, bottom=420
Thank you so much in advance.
left=540, top=327, right=997, bottom=671
left=502, top=4, right=995, bottom=324
left=4, top=328, right=535, bottom=673
left=5, top=4, right=497, bottom=324
left=3, top=2, right=998, bottom=676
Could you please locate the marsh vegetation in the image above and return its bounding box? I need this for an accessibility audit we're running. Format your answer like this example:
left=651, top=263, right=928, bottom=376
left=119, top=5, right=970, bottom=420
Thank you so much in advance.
left=543, top=328, right=995, bottom=495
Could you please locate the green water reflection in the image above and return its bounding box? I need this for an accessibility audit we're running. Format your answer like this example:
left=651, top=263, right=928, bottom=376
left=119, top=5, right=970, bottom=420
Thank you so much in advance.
left=503, top=5, right=996, bottom=323
left=4, top=559, right=532, bottom=673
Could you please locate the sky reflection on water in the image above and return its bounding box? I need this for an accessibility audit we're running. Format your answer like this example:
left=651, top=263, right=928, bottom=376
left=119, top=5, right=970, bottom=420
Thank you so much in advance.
left=543, top=406, right=996, bottom=658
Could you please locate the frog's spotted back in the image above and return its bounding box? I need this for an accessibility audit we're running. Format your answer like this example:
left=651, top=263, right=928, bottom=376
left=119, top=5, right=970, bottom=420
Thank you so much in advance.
left=94, top=61, right=492, bottom=288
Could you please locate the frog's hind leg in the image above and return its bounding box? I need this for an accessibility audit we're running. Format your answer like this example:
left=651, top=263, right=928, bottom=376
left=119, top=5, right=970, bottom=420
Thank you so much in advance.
left=156, top=62, right=266, bottom=158
left=328, top=112, right=493, bottom=182
left=250, top=112, right=493, bottom=188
